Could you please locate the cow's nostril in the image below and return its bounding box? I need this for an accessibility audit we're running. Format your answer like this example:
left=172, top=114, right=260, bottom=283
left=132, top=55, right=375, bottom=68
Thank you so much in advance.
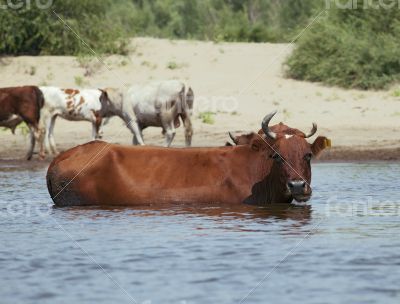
left=288, top=181, right=306, bottom=190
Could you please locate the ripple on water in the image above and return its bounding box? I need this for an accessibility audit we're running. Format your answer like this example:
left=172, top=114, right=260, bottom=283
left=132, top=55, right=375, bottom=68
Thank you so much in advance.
left=0, top=163, right=399, bottom=304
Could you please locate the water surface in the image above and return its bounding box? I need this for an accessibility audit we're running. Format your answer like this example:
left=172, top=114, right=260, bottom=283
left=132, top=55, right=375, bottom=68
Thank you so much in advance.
left=0, top=163, right=399, bottom=304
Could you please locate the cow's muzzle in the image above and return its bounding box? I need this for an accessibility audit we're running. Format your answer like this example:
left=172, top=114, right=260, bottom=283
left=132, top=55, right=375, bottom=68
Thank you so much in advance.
left=287, top=180, right=312, bottom=202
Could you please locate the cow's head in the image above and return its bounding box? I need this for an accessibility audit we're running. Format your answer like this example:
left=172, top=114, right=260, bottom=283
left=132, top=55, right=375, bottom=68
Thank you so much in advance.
left=231, top=111, right=331, bottom=204
left=185, top=87, right=194, bottom=117
left=98, top=89, right=114, bottom=116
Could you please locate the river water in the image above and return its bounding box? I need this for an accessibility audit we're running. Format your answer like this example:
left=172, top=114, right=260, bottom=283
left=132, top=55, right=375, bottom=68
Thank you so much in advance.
left=0, top=162, right=399, bottom=304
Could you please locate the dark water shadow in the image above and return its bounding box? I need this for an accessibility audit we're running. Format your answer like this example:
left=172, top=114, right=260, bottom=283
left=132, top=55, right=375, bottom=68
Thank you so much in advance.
left=0, top=159, right=50, bottom=172
left=52, top=203, right=312, bottom=226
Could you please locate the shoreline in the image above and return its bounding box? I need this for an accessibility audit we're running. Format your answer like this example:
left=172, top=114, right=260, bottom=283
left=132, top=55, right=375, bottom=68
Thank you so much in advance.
left=0, top=38, right=399, bottom=167
left=0, top=143, right=399, bottom=170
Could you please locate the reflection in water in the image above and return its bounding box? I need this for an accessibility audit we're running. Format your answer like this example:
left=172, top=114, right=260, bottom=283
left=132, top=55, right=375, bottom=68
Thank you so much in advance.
left=59, top=203, right=312, bottom=223
left=0, top=163, right=400, bottom=304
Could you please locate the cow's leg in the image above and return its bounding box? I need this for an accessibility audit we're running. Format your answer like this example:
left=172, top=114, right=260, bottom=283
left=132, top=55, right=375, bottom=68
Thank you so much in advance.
left=36, top=126, right=45, bottom=160
left=164, top=129, right=176, bottom=147
left=163, top=122, right=176, bottom=147
left=124, top=114, right=145, bottom=145
left=25, top=126, right=35, bottom=160
left=182, top=115, right=193, bottom=147
left=91, top=122, right=98, bottom=140
left=132, top=126, right=144, bottom=145
left=25, top=124, right=44, bottom=160
left=48, top=115, right=58, bottom=155
left=98, top=117, right=110, bottom=139
left=89, top=111, right=103, bottom=141
left=40, top=113, right=51, bottom=155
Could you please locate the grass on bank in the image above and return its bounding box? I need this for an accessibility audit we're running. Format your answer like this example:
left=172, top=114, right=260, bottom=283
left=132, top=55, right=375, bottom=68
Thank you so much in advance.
left=286, top=1, right=400, bottom=90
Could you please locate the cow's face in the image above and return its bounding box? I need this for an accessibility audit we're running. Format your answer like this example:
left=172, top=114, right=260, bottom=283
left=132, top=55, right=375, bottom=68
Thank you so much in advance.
left=230, top=111, right=331, bottom=203
left=269, top=136, right=314, bottom=202
left=99, top=89, right=113, bottom=115
left=261, top=111, right=330, bottom=202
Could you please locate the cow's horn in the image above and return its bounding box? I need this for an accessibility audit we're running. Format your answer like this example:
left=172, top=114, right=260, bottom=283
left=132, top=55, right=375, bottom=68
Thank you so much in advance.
left=304, top=123, right=317, bottom=138
left=261, top=111, right=277, bottom=139
left=228, top=132, right=236, bottom=143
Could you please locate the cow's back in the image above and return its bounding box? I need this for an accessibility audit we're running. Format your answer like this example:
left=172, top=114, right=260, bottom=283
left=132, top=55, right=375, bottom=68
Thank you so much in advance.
left=46, top=141, right=257, bottom=207
left=0, top=86, right=44, bottom=125
left=40, top=87, right=102, bottom=120
left=46, top=141, right=109, bottom=206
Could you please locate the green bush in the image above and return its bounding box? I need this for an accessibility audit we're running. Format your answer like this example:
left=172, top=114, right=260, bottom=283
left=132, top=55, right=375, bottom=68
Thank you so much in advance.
left=160, top=0, right=320, bottom=42
left=198, top=111, right=215, bottom=125
left=0, top=0, right=130, bottom=55
left=285, top=1, right=400, bottom=90
left=110, top=0, right=322, bottom=43
left=0, top=0, right=323, bottom=55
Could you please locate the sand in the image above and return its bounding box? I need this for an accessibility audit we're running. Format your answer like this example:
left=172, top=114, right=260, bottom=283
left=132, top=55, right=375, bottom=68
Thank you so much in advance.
left=0, top=37, right=399, bottom=163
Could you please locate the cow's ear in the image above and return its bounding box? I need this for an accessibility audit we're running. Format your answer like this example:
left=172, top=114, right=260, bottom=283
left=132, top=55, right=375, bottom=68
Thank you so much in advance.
left=229, top=132, right=257, bottom=146
left=99, top=89, right=108, bottom=98
left=311, top=136, right=331, bottom=157
left=249, top=137, right=268, bottom=152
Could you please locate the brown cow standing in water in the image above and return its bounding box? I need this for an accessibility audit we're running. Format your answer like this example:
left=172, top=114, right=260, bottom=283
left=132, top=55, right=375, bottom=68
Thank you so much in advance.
left=0, top=86, right=45, bottom=160
left=46, top=111, right=331, bottom=207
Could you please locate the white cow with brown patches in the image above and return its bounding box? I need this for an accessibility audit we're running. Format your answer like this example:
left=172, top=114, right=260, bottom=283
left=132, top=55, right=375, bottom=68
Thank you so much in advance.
left=39, top=87, right=109, bottom=155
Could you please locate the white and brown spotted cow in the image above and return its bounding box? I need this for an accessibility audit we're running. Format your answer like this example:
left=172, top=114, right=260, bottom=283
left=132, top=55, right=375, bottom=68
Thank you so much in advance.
left=39, top=87, right=110, bottom=155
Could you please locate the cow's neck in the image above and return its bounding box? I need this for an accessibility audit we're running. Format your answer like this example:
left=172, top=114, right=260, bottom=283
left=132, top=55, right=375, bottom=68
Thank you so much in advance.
left=240, top=149, right=292, bottom=205
left=243, top=175, right=292, bottom=205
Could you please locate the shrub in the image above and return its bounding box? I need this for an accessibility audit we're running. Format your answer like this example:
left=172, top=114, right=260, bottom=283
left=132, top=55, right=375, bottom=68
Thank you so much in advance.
left=74, top=76, right=87, bottom=87
left=285, top=1, right=400, bottom=90
left=198, top=111, right=215, bottom=125
left=0, top=0, right=130, bottom=55
left=0, top=0, right=324, bottom=55
left=112, top=0, right=322, bottom=43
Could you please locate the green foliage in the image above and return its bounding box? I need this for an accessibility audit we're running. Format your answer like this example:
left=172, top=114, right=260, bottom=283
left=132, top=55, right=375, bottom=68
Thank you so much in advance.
left=18, top=123, right=30, bottom=136
left=286, top=1, right=400, bottom=90
left=166, top=61, right=179, bottom=70
left=0, top=0, right=130, bottom=55
left=166, top=60, right=187, bottom=70
left=28, top=66, right=36, bottom=76
left=0, top=0, right=323, bottom=55
left=1, top=122, right=29, bottom=136
left=123, top=0, right=322, bottom=42
left=74, top=75, right=87, bottom=87
left=198, top=111, right=215, bottom=125
left=392, top=89, right=400, bottom=98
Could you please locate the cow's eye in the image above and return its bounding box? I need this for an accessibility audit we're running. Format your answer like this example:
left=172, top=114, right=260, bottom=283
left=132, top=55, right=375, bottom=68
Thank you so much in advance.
left=304, top=153, right=312, bottom=162
left=271, top=153, right=283, bottom=163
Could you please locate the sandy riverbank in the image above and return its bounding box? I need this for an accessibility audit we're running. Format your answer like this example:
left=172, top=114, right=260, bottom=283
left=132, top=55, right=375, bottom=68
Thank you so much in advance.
left=0, top=37, right=399, bottom=163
